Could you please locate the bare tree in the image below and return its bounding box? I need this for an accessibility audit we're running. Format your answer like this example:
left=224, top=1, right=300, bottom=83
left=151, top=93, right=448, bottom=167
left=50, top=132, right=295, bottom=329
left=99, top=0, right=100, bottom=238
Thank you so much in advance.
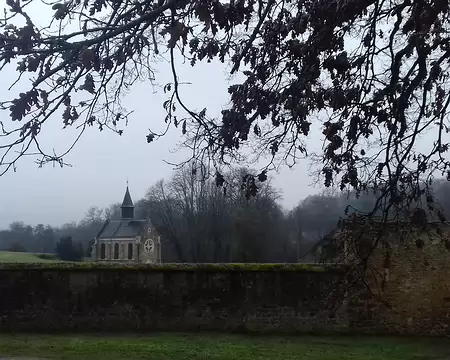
left=145, top=164, right=289, bottom=262
left=147, top=167, right=233, bottom=262
left=79, top=206, right=104, bottom=227
left=3, top=0, right=449, bottom=217
left=104, top=203, right=121, bottom=220
left=147, top=179, right=187, bottom=262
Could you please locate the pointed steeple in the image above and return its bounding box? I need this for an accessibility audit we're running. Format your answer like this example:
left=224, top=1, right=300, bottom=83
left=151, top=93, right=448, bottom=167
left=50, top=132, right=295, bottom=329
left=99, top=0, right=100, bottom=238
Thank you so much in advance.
left=121, top=183, right=134, bottom=219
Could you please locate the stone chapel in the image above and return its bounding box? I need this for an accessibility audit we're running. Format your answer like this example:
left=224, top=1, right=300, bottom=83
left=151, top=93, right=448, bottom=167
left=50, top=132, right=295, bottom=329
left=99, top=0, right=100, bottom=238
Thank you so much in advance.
left=91, top=186, right=161, bottom=263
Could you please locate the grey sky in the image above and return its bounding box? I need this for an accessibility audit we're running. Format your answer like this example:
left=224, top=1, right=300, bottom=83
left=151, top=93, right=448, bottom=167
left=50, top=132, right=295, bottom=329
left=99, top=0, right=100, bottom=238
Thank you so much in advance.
left=5, top=1, right=439, bottom=230
left=3, top=1, right=440, bottom=230
left=0, top=45, right=321, bottom=229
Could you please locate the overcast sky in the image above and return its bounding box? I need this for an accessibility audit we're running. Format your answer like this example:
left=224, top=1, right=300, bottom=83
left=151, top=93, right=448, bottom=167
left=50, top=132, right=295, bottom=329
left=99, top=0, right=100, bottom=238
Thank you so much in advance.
left=1, top=1, right=441, bottom=230
left=0, top=10, right=322, bottom=229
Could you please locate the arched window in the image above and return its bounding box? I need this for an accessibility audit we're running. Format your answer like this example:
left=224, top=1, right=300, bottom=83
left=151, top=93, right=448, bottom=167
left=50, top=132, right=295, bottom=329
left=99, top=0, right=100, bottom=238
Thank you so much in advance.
left=114, top=243, right=119, bottom=259
left=128, top=243, right=133, bottom=260
left=100, top=243, right=106, bottom=259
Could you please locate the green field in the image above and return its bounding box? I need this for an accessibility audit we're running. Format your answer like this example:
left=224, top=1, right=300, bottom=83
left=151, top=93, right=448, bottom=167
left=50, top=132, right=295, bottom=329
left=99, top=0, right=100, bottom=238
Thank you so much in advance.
left=0, top=334, right=446, bottom=360
left=0, top=251, right=60, bottom=263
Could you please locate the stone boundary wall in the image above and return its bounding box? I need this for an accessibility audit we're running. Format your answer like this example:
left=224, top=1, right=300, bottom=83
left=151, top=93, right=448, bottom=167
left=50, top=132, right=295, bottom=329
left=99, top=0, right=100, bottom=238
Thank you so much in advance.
left=0, top=259, right=448, bottom=335
left=348, top=242, right=450, bottom=336
left=0, top=264, right=348, bottom=333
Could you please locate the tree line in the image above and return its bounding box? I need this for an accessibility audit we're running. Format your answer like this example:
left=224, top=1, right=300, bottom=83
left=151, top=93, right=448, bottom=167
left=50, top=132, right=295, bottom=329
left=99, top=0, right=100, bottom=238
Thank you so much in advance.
left=3, top=167, right=450, bottom=263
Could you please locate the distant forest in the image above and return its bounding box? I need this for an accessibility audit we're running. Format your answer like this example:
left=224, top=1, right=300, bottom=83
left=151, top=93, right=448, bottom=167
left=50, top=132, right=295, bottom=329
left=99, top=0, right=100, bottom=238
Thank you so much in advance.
left=3, top=167, right=450, bottom=263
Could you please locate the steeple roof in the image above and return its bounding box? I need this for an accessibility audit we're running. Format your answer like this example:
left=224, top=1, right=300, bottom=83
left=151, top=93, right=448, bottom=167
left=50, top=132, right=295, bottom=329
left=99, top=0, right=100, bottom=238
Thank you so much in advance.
left=121, top=186, right=134, bottom=208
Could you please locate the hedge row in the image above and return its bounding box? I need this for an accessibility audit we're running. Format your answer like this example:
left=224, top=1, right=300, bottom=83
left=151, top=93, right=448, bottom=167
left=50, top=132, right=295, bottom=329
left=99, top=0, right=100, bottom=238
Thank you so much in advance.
left=0, top=262, right=344, bottom=272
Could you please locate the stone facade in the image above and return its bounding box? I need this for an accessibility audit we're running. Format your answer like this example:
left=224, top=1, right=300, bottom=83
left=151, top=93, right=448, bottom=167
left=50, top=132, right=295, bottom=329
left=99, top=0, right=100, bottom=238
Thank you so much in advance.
left=91, top=186, right=162, bottom=264
left=325, top=218, right=450, bottom=335
left=347, top=222, right=450, bottom=335
left=91, top=225, right=162, bottom=264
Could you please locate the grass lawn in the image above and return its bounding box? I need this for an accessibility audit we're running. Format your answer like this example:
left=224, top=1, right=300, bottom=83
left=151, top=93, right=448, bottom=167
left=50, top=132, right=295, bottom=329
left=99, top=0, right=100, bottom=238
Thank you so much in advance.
left=0, top=251, right=60, bottom=263
left=0, top=333, right=447, bottom=360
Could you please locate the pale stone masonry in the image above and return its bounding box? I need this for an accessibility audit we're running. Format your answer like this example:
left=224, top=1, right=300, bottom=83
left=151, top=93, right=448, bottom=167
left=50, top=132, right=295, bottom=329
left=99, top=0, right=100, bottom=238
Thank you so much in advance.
left=91, top=186, right=162, bottom=263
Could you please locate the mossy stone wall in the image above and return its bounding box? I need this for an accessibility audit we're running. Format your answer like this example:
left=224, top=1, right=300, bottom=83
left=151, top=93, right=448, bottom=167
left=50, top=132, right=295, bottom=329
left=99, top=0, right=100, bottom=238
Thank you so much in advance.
left=348, top=240, right=450, bottom=335
left=0, top=263, right=347, bottom=333
left=2, top=256, right=449, bottom=335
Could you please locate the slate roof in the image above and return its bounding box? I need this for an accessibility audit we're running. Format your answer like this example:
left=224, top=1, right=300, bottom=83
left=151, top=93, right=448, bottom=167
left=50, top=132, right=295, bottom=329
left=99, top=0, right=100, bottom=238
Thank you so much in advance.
left=121, top=186, right=134, bottom=207
left=96, top=219, right=146, bottom=239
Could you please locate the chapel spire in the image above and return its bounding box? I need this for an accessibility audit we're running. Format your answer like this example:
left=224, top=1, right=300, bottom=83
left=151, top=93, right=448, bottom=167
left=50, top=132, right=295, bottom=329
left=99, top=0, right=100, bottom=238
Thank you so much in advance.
left=121, top=183, right=134, bottom=219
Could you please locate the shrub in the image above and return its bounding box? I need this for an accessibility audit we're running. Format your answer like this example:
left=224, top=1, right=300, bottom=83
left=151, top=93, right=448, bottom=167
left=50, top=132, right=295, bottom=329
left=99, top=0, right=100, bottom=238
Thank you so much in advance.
left=85, top=239, right=94, bottom=257
left=36, top=253, right=59, bottom=261
left=8, top=242, right=26, bottom=253
left=55, top=236, right=84, bottom=261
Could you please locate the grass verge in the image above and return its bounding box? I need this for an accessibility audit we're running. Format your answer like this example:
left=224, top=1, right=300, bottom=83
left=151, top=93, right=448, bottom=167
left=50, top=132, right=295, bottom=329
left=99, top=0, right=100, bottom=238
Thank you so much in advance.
left=0, top=251, right=60, bottom=263
left=0, top=333, right=446, bottom=360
